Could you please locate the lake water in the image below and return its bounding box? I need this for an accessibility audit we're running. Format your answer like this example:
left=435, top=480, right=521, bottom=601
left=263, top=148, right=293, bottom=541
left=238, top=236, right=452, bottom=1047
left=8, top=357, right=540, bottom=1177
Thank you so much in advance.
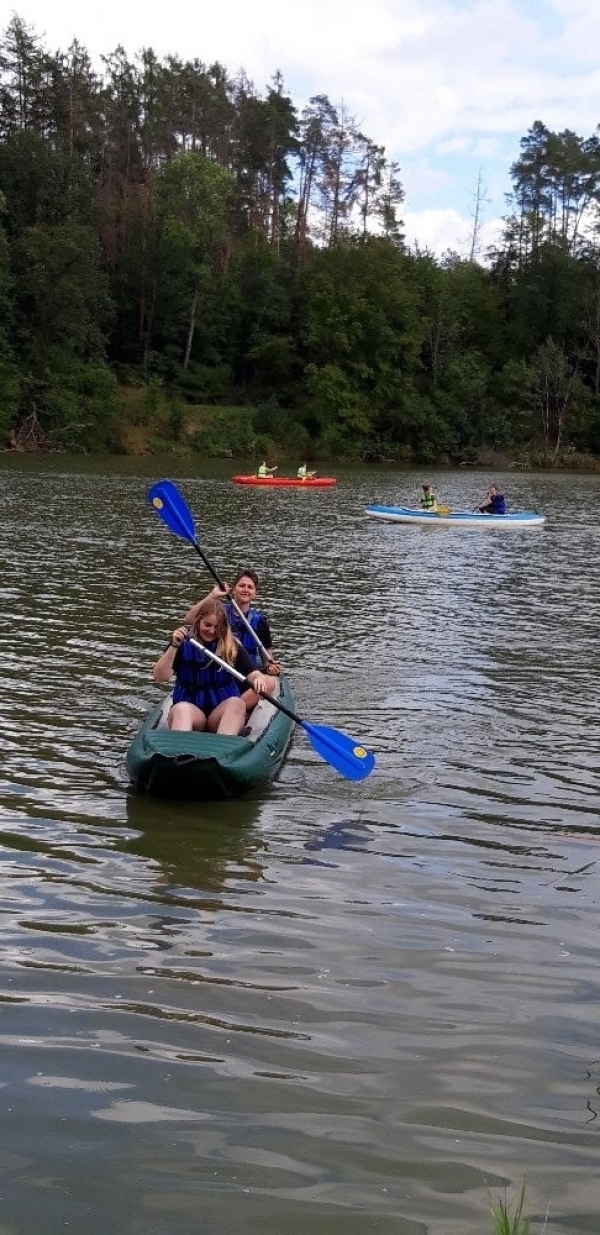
left=0, top=457, right=599, bottom=1234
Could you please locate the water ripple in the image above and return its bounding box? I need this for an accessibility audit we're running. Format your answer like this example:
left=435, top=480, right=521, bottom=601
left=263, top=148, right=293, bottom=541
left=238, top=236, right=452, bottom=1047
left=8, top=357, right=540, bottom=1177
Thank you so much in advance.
left=1, top=462, right=600, bottom=1233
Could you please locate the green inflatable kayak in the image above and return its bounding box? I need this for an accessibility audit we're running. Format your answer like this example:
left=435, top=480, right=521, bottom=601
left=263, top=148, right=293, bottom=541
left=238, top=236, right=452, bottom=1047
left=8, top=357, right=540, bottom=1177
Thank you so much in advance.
left=126, top=677, right=295, bottom=799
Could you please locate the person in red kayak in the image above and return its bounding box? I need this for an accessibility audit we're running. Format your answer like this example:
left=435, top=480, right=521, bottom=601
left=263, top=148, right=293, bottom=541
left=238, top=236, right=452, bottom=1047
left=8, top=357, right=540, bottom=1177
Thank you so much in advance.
left=257, top=461, right=278, bottom=477
left=297, top=463, right=316, bottom=480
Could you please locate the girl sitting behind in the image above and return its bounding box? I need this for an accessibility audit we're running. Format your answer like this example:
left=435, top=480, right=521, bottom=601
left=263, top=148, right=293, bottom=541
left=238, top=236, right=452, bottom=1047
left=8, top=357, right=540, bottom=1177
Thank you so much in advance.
left=153, top=598, right=271, bottom=735
left=184, top=570, right=279, bottom=669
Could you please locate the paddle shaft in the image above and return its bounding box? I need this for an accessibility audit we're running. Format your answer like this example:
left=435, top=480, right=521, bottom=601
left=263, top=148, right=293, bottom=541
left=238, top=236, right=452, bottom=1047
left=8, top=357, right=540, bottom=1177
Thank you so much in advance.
left=189, top=638, right=302, bottom=726
left=156, top=483, right=273, bottom=665
left=191, top=542, right=273, bottom=665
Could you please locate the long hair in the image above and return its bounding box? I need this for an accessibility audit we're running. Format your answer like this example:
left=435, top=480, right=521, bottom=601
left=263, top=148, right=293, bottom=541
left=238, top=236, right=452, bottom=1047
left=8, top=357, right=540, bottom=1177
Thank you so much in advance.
left=192, top=598, right=239, bottom=665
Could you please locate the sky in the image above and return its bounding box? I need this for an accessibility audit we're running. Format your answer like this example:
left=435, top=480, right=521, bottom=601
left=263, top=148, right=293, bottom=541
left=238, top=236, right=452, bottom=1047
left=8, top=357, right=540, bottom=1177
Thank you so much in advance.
left=9, top=0, right=600, bottom=257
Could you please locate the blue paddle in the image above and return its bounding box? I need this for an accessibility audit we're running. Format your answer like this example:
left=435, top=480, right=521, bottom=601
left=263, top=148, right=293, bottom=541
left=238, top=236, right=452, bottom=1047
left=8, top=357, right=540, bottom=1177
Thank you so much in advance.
left=148, top=478, right=272, bottom=664
left=148, top=479, right=376, bottom=781
left=188, top=639, right=376, bottom=782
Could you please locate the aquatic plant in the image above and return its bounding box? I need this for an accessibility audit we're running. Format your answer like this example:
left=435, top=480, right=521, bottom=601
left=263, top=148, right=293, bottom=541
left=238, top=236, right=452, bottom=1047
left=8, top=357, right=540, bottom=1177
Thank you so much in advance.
left=489, top=1183, right=532, bottom=1235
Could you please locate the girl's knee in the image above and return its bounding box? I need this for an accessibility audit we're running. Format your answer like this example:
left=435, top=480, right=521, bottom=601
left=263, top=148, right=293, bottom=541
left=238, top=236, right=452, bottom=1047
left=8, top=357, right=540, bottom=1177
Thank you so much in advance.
left=168, top=704, right=187, bottom=729
left=169, top=703, right=205, bottom=732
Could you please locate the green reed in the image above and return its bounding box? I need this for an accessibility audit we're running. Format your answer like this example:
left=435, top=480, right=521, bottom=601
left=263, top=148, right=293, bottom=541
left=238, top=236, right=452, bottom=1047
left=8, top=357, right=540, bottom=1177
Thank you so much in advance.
left=489, top=1184, right=532, bottom=1235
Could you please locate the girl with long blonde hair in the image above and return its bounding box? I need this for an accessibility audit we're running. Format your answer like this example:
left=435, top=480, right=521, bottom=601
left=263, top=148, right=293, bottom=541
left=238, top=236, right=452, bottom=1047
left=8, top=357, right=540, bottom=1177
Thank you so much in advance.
left=153, top=599, right=271, bottom=735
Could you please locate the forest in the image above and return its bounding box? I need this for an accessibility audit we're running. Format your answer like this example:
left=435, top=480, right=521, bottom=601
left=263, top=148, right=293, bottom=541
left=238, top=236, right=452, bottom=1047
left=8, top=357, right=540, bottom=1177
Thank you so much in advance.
left=1, top=15, right=600, bottom=463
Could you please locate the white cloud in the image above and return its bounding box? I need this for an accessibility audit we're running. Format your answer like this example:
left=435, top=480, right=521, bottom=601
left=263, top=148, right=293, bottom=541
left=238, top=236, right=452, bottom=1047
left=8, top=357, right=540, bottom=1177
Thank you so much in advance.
left=403, top=161, right=461, bottom=196
left=402, top=207, right=464, bottom=254
left=403, top=207, right=504, bottom=258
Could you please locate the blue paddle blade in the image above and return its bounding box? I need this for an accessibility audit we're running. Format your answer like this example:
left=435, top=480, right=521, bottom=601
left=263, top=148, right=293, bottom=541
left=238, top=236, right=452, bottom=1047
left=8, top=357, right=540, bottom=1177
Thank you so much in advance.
left=300, top=721, right=376, bottom=781
left=147, top=479, right=197, bottom=544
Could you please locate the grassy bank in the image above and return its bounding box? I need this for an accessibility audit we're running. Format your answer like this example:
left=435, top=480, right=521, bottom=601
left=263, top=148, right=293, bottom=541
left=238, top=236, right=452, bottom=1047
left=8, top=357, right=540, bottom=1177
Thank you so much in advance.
left=113, top=387, right=600, bottom=472
left=116, top=381, right=316, bottom=461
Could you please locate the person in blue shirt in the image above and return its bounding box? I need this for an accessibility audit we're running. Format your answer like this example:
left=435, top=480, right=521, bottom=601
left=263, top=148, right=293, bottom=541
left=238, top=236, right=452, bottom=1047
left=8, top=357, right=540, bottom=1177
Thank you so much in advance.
left=478, top=484, right=506, bottom=515
left=153, top=598, right=271, bottom=734
left=182, top=569, right=280, bottom=711
left=183, top=570, right=279, bottom=671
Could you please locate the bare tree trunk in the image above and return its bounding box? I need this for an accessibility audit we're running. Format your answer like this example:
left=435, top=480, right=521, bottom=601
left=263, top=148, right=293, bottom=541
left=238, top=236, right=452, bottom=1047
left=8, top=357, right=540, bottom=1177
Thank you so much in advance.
left=142, top=282, right=157, bottom=375
left=430, top=322, right=441, bottom=387
left=541, top=374, right=550, bottom=441
left=468, top=168, right=488, bottom=262
left=295, top=151, right=316, bottom=249
left=183, top=286, right=198, bottom=371
left=595, top=286, right=600, bottom=396
left=68, top=79, right=74, bottom=157
left=553, top=374, right=575, bottom=457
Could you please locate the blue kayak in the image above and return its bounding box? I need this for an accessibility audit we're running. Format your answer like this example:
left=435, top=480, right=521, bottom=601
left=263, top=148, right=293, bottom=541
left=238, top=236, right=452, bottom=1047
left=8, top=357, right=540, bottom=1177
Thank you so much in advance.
left=365, top=505, right=545, bottom=528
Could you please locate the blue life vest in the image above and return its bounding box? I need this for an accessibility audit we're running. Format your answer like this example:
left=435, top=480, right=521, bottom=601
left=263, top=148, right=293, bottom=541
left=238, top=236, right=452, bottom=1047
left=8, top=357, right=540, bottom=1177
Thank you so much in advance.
left=172, top=637, right=239, bottom=712
left=225, top=602, right=263, bottom=666
left=481, top=493, right=506, bottom=514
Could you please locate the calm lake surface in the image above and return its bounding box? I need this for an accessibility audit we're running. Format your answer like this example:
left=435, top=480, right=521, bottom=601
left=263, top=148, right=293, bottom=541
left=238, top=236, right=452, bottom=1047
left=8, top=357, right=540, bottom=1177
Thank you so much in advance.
left=0, top=457, right=599, bottom=1235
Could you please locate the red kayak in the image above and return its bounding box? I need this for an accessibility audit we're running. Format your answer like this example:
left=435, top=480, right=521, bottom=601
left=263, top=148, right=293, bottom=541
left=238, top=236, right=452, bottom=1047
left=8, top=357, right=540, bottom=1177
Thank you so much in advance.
left=232, top=475, right=337, bottom=488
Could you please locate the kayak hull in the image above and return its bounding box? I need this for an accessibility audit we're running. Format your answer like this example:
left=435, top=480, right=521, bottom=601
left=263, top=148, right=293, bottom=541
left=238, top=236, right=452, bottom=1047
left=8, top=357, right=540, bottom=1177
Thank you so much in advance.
left=365, top=505, right=545, bottom=528
left=126, top=677, right=295, bottom=799
left=232, top=475, right=337, bottom=487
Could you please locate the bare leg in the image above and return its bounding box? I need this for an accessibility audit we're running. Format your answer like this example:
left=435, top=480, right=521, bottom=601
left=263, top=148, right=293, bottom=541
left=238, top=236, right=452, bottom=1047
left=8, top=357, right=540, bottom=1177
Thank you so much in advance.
left=240, top=678, right=277, bottom=712
left=208, top=697, right=246, bottom=736
left=169, top=702, right=207, bottom=732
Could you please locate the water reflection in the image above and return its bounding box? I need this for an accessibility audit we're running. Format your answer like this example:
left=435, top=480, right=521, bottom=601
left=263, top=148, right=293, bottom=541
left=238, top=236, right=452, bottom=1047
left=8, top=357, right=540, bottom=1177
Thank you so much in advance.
left=122, top=791, right=267, bottom=897
left=303, top=816, right=376, bottom=855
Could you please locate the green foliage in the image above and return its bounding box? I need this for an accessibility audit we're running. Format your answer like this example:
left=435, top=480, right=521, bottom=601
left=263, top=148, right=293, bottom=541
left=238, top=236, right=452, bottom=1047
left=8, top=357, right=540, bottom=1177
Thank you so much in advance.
left=187, top=406, right=256, bottom=456
left=2, top=17, right=600, bottom=461
left=296, top=236, right=425, bottom=453
left=7, top=215, right=115, bottom=447
left=491, top=358, right=538, bottom=445
left=16, top=220, right=110, bottom=358
left=43, top=362, right=120, bottom=450
left=488, top=1184, right=532, bottom=1235
left=139, top=376, right=164, bottom=423
left=305, top=362, right=372, bottom=433
left=151, top=152, right=234, bottom=369
left=223, top=231, right=295, bottom=401
left=0, top=192, right=19, bottom=441
left=173, top=364, right=232, bottom=404
left=168, top=398, right=185, bottom=441
left=0, top=341, right=20, bottom=443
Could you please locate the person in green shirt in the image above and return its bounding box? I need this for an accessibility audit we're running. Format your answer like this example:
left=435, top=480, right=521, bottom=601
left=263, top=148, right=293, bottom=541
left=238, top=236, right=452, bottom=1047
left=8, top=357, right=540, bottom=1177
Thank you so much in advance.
left=297, top=463, right=316, bottom=480
left=420, top=483, right=437, bottom=511
left=257, top=462, right=278, bottom=478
